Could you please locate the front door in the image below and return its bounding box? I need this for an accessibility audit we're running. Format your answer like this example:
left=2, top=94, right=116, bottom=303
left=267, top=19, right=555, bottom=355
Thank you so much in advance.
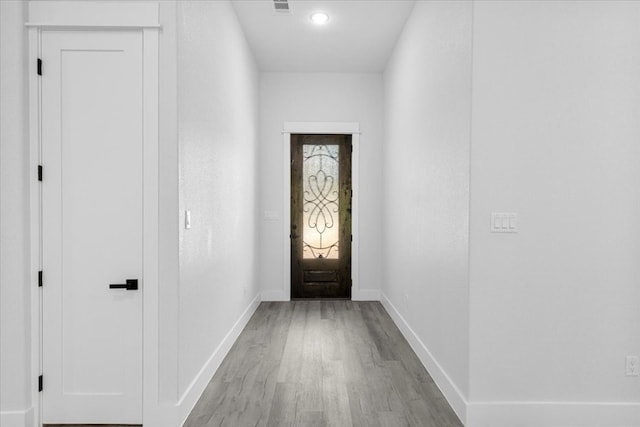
left=290, top=134, right=352, bottom=298
left=41, top=30, right=144, bottom=424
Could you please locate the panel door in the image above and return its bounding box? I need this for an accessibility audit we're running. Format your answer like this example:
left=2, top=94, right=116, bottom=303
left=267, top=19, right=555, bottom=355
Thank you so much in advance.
left=41, top=30, right=144, bottom=424
left=291, top=134, right=352, bottom=299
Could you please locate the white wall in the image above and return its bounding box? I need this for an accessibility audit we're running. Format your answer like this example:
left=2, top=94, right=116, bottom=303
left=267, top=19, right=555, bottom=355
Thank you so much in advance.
left=259, top=72, right=384, bottom=301
left=0, top=1, right=32, bottom=425
left=467, top=1, right=640, bottom=425
left=381, top=1, right=472, bottom=422
left=175, top=0, right=260, bottom=422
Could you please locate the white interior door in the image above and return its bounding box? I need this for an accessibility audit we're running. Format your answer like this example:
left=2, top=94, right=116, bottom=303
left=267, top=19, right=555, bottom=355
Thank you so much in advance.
left=41, top=30, right=144, bottom=424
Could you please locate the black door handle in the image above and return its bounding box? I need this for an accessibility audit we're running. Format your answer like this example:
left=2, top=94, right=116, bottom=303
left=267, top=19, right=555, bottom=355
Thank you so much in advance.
left=109, top=279, right=138, bottom=290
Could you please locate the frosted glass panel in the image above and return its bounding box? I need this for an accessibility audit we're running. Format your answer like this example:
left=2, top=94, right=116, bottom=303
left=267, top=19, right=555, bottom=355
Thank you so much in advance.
left=302, top=144, right=339, bottom=259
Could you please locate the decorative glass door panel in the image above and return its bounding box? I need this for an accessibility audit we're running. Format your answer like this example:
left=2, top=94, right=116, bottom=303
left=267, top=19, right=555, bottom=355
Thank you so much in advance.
left=303, top=144, right=340, bottom=259
left=291, top=134, right=352, bottom=298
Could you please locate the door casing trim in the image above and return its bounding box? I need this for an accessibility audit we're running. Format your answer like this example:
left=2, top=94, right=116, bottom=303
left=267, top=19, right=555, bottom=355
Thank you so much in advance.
left=27, top=2, right=160, bottom=425
left=282, top=122, right=361, bottom=301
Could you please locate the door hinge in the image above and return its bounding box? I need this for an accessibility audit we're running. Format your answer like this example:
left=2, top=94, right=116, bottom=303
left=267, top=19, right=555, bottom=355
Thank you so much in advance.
left=38, top=270, right=43, bottom=287
left=38, top=165, right=43, bottom=181
left=38, top=375, right=43, bottom=392
left=37, top=58, right=42, bottom=76
left=350, top=234, right=353, bottom=242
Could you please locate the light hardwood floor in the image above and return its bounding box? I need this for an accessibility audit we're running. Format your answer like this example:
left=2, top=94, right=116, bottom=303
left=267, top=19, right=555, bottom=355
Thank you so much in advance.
left=184, top=301, right=462, bottom=427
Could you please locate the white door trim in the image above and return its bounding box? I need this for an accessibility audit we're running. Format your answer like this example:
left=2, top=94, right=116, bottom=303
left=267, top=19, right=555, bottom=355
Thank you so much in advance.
left=26, top=1, right=160, bottom=28
left=27, top=3, right=160, bottom=425
left=141, top=25, right=161, bottom=427
left=282, top=122, right=362, bottom=301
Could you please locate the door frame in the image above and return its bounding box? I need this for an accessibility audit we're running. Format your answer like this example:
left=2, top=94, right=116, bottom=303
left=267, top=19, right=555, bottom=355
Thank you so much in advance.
left=282, top=122, right=362, bottom=301
left=27, top=3, right=160, bottom=425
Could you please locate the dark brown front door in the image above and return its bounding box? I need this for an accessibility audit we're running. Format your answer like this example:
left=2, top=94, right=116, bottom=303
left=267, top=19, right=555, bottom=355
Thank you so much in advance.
left=291, top=134, right=352, bottom=299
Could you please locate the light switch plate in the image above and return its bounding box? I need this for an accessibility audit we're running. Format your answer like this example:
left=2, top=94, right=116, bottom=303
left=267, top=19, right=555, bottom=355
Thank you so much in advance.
left=185, top=210, right=191, bottom=229
left=626, top=355, right=639, bottom=376
left=491, top=212, right=518, bottom=233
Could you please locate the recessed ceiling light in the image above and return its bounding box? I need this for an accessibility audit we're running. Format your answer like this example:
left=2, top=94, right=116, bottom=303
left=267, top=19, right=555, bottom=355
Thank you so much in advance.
left=310, top=12, right=329, bottom=25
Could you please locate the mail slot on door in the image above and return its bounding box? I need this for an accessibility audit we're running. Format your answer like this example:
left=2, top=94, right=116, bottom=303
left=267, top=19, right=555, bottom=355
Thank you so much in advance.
left=304, top=270, right=337, bottom=283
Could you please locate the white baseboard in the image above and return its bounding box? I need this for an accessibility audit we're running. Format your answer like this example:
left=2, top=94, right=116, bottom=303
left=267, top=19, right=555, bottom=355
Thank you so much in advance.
left=380, top=293, right=467, bottom=425
left=261, top=290, right=289, bottom=301
left=0, top=407, right=34, bottom=427
left=352, top=289, right=380, bottom=301
left=381, top=292, right=640, bottom=427
left=466, top=401, right=640, bottom=427
left=176, top=294, right=261, bottom=426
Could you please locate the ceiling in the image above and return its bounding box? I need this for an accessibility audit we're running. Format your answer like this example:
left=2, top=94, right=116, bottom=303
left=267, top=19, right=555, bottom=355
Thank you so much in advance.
left=231, top=0, right=416, bottom=72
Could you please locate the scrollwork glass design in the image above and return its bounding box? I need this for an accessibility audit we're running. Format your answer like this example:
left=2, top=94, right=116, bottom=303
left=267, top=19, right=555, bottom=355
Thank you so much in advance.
left=302, top=144, right=339, bottom=259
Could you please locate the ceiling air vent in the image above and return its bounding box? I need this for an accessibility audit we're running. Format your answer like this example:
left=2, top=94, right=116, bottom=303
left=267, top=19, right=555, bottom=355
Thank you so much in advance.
left=273, top=0, right=290, bottom=14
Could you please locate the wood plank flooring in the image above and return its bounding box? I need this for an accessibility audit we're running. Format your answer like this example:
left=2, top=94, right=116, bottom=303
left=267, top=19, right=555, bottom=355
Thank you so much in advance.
left=184, top=301, right=462, bottom=427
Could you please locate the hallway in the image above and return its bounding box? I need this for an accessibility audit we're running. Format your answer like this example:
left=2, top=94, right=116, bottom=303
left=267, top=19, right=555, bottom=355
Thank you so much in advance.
left=184, top=301, right=461, bottom=427
left=3, top=1, right=640, bottom=426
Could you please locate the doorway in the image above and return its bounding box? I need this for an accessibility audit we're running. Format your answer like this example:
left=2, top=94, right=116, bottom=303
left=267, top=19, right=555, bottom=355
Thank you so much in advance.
left=41, top=29, right=143, bottom=424
left=290, top=134, right=352, bottom=298
left=38, top=28, right=151, bottom=424
left=29, top=2, right=160, bottom=425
